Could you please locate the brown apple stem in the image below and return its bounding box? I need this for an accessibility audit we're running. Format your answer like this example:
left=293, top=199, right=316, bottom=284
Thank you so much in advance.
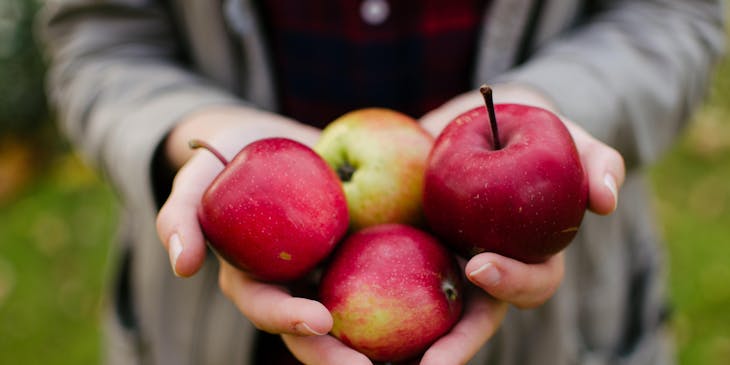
left=480, top=84, right=502, bottom=150
left=188, top=139, right=229, bottom=166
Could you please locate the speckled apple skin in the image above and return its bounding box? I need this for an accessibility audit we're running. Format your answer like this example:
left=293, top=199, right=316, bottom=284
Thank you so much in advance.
left=198, top=138, right=349, bottom=282
left=423, top=104, right=589, bottom=263
left=319, top=224, right=463, bottom=363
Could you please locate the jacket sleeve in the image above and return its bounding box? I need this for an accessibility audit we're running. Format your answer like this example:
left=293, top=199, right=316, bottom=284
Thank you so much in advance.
left=39, top=0, right=242, bottom=207
left=497, top=0, right=726, bottom=168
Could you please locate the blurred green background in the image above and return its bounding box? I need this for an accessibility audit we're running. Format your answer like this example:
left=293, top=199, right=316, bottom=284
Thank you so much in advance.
left=0, top=1, right=728, bottom=364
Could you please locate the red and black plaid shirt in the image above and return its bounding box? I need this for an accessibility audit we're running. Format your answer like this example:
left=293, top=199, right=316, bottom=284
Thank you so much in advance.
left=257, top=0, right=490, bottom=128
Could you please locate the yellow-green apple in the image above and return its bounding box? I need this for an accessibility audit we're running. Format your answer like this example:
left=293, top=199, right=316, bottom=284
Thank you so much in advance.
left=319, top=224, right=463, bottom=363
left=314, top=108, right=434, bottom=231
left=423, top=86, right=589, bottom=263
left=193, top=138, right=349, bottom=282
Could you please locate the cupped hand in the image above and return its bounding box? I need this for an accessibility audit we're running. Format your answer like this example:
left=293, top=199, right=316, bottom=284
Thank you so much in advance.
left=416, top=83, right=626, bottom=364
left=155, top=105, right=338, bottom=337
left=154, top=105, right=383, bottom=364
left=154, top=84, right=627, bottom=365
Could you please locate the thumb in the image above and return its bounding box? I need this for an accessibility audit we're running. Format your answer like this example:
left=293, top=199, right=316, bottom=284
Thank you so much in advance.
left=563, top=120, right=626, bottom=215
left=156, top=151, right=223, bottom=277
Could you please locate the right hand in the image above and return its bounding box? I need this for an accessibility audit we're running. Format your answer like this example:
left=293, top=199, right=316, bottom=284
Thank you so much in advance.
left=155, top=105, right=373, bottom=364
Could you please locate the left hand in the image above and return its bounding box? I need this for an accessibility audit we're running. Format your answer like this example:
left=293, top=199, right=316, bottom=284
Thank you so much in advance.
left=414, top=83, right=626, bottom=364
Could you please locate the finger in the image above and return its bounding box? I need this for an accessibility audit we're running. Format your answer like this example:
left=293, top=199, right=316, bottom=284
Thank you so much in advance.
left=465, top=252, right=564, bottom=309
left=282, top=334, right=373, bottom=365
left=420, top=287, right=508, bottom=365
left=564, top=121, right=626, bottom=215
left=156, top=151, right=223, bottom=277
left=218, top=260, right=333, bottom=336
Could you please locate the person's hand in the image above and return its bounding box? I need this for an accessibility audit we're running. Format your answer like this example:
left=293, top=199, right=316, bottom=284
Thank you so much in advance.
left=284, top=83, right=626, bottom=365
left=156, top=105, right=321, bottom=276
left=155, top=106, right=346, bottom=338
left=416, top=83, right=626, bottom=364
left=155, top=105, right=386, bottom=364
left=219, top=261, right=374, bottom=364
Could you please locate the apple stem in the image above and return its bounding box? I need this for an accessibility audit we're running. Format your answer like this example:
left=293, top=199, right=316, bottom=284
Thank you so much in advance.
left=480, top=84, right=502, bottom=150
left=188, top=139, right=229, bottom=166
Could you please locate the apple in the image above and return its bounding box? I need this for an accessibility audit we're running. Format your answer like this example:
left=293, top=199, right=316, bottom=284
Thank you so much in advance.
left=319, top=224, right=463, bottom=363
left=314, top=108, right=434, bottom=231
left=192, top=137, right=349, bottom=282
left=422, top=85, right=588, bottom=263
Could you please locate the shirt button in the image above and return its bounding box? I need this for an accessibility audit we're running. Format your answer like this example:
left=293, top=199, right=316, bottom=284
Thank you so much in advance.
left=360, top=0, right=390, bottom=26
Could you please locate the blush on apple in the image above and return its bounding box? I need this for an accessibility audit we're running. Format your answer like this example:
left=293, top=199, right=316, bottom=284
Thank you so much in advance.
left=319, top=224, right=463, bottom=363
left=314, top=108, right=434, bottom=231
left=423, top=85, right=589, bottom=263
left=193, top=137, right=349, bottom=282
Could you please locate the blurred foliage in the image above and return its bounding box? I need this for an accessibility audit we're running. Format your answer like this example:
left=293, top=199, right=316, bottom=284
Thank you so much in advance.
left=0, top=3, right=116, bottom=364
left=0, top=153, right=118, bottom=364
left=0, top=0, right=48, bottom=134
left=0, top=0, right=67, bottom=204
left=649, top=33, right=730, bottom=363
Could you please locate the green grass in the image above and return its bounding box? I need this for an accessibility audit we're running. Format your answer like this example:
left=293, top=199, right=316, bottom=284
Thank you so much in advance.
left=647, top=17, right=730, bottom=363
left=0, top=153, right=118, bottom=364
left=650, top=102, right=730, bottom=364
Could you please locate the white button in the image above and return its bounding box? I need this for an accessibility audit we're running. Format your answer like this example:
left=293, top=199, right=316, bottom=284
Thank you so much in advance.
left=360, top=0, right=390, bottom=26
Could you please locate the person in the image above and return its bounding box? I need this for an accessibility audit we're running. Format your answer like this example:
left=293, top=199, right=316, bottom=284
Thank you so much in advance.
left=39, top=0, right=725, bottom=364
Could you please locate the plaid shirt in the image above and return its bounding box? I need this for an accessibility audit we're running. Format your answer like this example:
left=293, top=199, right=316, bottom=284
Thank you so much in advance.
left=258, top=0, right=490, bottom=128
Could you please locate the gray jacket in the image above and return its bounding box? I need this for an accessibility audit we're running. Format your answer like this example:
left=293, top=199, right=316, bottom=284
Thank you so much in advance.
left=40, top=0, right=726, bottom=364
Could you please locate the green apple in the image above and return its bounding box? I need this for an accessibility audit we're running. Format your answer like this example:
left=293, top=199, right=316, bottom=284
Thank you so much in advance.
left=314, top=108, right=434, bottom=231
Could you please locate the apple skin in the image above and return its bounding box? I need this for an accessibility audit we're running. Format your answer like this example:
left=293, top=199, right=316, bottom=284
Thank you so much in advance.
left=423, top=104, right=589, bottom=263
left=314, top=108, right=434, bottom=231
left=197, top=138, right=349, bottom=282
left=319, top=224, right=463, bottom=363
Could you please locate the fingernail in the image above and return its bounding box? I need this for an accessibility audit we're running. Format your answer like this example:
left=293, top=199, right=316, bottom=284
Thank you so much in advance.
left=604, top=174, right=618, bottom=210
left=295, top=322, right=326, bottom=336
left=468, top=262, right=501, bottom=287
left=169, top=233, right=183, bottom=277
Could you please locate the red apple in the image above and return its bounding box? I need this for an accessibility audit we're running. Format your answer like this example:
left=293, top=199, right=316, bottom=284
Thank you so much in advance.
left=314, top=108, right=434, bottom=231
left=319, top=224, right=463, bottom=363
left=423, top=86, right=588, bottom=263
left=193, top=138, right=349, bottom=282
